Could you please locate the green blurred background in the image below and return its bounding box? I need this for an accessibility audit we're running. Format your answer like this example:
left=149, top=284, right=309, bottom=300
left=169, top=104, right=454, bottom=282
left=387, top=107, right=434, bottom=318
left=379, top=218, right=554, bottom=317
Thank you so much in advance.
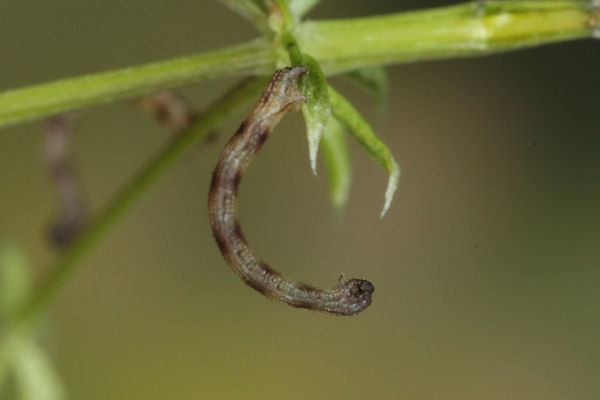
left=1, top=1, right=600, bottom=399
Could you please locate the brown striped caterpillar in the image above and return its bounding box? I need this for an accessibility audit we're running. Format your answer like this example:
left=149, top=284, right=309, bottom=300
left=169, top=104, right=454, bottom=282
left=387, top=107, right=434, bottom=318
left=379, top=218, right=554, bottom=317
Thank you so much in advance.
left=208, top=67, right=374, bottom=315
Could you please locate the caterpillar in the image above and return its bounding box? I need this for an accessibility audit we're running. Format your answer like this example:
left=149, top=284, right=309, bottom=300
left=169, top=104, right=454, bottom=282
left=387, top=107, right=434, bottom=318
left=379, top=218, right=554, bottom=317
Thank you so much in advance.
left=208, top=67, right=374, bottom=316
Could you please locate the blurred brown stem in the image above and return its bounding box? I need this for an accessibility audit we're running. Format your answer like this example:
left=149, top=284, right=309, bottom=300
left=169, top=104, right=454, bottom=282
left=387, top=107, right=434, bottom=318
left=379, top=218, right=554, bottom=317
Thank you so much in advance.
left=132, top=91, right=197, bottom=135
left=43, top=113, right=89, bottom=248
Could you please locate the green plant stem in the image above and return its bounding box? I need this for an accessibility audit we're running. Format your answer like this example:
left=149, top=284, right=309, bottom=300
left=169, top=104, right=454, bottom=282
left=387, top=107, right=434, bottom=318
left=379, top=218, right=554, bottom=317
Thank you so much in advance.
left=0, top=1, right=596, bottom=323
left=1, top=1, right=597, bottom=129
left=297, top=1, right=599, bottom=73
left=11, top=77, right=268, bottom=329
left=0, top=39, right=275, bottom=128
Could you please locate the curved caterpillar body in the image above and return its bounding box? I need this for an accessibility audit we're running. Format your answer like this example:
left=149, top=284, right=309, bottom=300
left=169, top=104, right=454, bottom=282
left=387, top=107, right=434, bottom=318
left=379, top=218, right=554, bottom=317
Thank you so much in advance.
left=209, top=67, right=374, bottom=316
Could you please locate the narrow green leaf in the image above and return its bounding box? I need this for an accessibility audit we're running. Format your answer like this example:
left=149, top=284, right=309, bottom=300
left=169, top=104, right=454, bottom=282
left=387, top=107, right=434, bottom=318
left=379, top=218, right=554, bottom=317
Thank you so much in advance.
left=0, top=338, right=11, bottom=396
left=344, top=67, right=390, bottom=134
left=289, top=0, right=321, bottom=17
left=0, top=243, right=30, bottom=320
left=12, top=337, right=65, bottom=400
left=250, top=0, right=270, bottom=13
left=321, top=117, right=351, bottom=214
left=344, top=67, right=390, bottom=112
left=328, top=87, right=400, bottom=217
left=0, top=242, right=34, bottom=397
left=281, top=32, right=331, bottom=174
left=219, top=0, right=271, bottom=33
left=298, top=54, right=330, bottom=174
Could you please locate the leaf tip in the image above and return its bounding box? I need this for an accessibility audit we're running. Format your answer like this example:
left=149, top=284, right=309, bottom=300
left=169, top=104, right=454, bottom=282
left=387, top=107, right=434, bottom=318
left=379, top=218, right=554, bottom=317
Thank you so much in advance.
left=379, top=160, right=400, bottom=219
left=309, top=142, right=319, bottom=174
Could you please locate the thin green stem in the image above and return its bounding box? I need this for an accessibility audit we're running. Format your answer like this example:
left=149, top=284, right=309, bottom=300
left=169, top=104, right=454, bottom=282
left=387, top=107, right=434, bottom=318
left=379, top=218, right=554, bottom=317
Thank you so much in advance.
left=11, top=77, right=268, bottom=329
left=298, top=1, right=599, bottom=73
left=2, top=1, right=597, bottom=129
left=321, top=116, right=351, bottom=214
left=275, top=0, right=297, bottom=28
left=2, top=1, right=598, bottom=130
left=0, top=39, right=275, bottom=128
left=219, top=0, right=271, bottom=33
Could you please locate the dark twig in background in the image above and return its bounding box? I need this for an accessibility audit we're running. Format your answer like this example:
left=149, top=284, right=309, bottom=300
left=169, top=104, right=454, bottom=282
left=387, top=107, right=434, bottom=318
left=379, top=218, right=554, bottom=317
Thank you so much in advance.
left=43, top=114, right=88, bottom=248
left=133, top=91, right=197, bottom=135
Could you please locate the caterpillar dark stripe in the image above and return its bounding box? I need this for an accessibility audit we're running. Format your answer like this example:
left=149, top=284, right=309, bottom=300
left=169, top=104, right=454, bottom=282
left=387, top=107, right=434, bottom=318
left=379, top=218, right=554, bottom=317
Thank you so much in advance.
left=208, top=67, right=374, bottom=316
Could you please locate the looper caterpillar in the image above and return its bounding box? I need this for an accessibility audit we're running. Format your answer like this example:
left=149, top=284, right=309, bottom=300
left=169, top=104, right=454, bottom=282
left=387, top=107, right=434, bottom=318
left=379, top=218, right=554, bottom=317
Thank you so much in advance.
left=208, top=67, right=374, bottom=315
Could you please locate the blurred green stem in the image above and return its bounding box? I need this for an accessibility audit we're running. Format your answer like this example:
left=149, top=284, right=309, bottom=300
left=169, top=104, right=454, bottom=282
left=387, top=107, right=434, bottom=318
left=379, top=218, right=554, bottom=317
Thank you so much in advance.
left=0, top=1, right=597, bottom=128
left=10, top=77, right=267, bottom=329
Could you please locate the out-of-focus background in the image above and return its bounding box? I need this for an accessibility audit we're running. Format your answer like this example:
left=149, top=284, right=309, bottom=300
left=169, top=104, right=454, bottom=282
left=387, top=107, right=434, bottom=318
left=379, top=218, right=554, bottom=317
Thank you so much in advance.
left=1, top=1, right=600, bottom=399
